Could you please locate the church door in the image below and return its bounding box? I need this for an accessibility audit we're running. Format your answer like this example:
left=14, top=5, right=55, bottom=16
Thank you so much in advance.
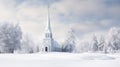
left=45, top=47, right=48, bottom=52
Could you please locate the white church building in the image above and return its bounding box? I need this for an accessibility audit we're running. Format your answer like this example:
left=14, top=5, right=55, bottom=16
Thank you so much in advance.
left=40, top=5, right=61, bottom=52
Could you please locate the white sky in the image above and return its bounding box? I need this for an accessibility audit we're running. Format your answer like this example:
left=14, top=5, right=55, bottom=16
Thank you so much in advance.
left=0, top=0, right=120, bottom=42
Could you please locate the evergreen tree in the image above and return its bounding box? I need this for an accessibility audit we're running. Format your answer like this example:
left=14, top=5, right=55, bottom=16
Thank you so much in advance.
left=91, top=34, right=98, bottom=52
left=62, top=28, right=76, bottom=52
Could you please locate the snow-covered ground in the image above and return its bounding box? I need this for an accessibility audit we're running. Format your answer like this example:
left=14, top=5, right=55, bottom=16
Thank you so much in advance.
left=0, top=52, right=120, bottom=67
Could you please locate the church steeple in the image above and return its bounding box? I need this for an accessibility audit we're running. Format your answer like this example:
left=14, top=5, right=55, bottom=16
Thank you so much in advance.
left=46, top=4, right=51, bottom=32
left=45, top=3, right=52, bottom=39
left=41, top=2, right=54, bottom=52
left=41, top=1, right=61, bottom=52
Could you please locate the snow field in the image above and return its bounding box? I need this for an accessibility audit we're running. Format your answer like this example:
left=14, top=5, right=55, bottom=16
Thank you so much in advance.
left=0, top=52, right=120, bottom=67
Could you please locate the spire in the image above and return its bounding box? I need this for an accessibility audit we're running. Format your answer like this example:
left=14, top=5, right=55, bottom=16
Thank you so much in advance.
left=45, top=1, right=53, bottom=39
left=47, top=3, right=51, bottom=32
left=45, top=1, right=52, bottom=33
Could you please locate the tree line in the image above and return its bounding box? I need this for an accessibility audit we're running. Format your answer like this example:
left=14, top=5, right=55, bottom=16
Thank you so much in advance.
left=0, top=22, right=120, bottom=53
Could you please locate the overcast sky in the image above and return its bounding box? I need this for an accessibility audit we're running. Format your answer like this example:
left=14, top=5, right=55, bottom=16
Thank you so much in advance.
left=0, top=0, right=120, bottom=42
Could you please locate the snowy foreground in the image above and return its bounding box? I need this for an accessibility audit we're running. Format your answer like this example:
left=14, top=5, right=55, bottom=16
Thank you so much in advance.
left=0, top=52, right=120, bottom=67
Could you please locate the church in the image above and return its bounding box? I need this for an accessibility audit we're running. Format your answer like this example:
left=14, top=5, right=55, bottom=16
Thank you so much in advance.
left=40, top=5, right=61, bottom=52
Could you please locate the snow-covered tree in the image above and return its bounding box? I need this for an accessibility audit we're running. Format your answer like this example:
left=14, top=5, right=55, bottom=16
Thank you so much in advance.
left=90, top=34, right=98, bottom=52
left=97, top=35, right=105, bottom=52
left=76, top=40, right=90, bottom=53
left=0, top=22, right=22, bottom=53
left=77, top=34, right=105, bottom=53
left=20, top=34, right=39, bottom=53
left=105, top=27, right=120, bottom=53
left=61, top=27, right=120, bottom=53
left=62, top=28, right=76, bottom=52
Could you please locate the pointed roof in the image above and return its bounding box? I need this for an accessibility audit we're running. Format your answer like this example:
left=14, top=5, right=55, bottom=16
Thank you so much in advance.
left=45, top=2, right=52, bottom=33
